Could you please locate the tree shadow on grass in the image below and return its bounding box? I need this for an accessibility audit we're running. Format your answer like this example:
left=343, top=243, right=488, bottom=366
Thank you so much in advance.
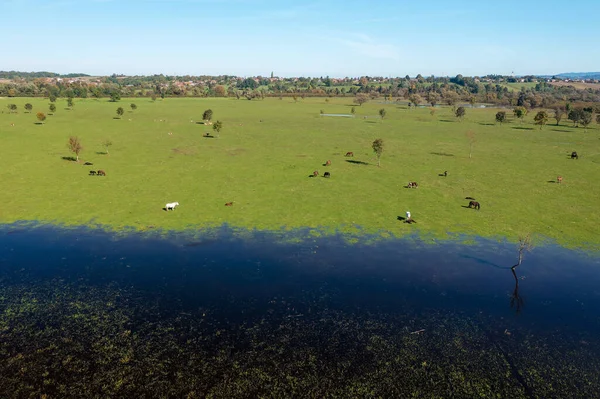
left=547, top=180, right=558, bottom=183
left=113, top=117, right=121, bottom=120
left=430, top=152, right=454, bottom=157
left=439, top=119, right=454, bottom=123
left=364, top=121, right=377, bottom=124
left=512, top=126, right=533, bottom=130
left=346, top=160, right=369, bottom=165
left=61, top=156, right=77, bottom=162
left=34, top=122, right=44, bottom=125
left=478, top=122, right=495, bottom=126
left=96, top=151, right=108, bottom=155
left=551, top=129, right=572, bottom=133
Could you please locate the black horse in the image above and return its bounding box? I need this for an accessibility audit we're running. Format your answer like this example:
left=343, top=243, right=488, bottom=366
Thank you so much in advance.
left=323, top=172, right=331, bottom=178
left=468, top=200, right=480, bottom=210
left=571, top=151, right=579, bottom=160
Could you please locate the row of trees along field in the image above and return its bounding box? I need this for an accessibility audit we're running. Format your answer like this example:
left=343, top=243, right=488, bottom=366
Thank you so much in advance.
left=2, top=72, right=600, bottom=110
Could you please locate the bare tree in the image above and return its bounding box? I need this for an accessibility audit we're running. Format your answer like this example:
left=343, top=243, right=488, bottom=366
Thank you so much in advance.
left=513, top=234, right=534, bottom=270
left=379, top=108, right=386, bottom=120
left=68, top=136, right=83, bottom=162
left=354, top=93, right=369, bottom=106
left=102, top=139, right=113, bottom=156
left=554, top=107, right=564, bottom=126
left=465, top=130, right=476, bottom=159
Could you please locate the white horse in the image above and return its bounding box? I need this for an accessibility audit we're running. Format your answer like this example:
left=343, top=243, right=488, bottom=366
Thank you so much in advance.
left=165, top=202, right=179, bottom=211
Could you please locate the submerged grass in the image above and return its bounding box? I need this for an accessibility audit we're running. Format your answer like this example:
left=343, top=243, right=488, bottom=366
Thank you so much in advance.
left=1, top=97, right=599, bottom=248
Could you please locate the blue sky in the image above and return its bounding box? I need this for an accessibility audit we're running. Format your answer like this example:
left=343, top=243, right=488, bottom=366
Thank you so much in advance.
left=2, top=0, right=599, bottom=77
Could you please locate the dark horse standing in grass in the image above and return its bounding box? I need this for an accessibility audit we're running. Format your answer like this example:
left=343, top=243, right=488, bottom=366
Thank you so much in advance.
left=468, top=200, right=480, bottom=210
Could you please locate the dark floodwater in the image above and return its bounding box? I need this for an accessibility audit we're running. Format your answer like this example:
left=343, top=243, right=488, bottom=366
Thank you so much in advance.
left=1, top=224, right=600, bottom=398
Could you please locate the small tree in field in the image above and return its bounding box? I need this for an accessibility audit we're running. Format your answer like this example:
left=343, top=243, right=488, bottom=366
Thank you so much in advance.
left=495, top=111, right=506, bottom=125
left=116, top=107, right=124, bottom=118
left=596, top=113, right=600, bottom=125
left=8, top=104, right=17, bottom=113
left=554, top=107, right=564, bottom=126
left=372, top=138, right=384, bottom=167
left=455, top=106, right=466, bottom=121
left=25, top=103, right=33, bottom=113
left=351, top=106, right=356, bottom=115
left=36, top=112, right=47, bottom=124
left=49, top=94, right=57, bottom=103
left=130, top=103, right=137, bottom=111
left=581, top=111, right=593, bottom=131
left=513, top=106, right=527, bottom=123
left=110, top=92, right=121, bottom=102
left=49, top=104, right=56, bottom=114
left=409, top=94, right=422, bottom=109
left=466, top=130, right=476, bottom=159
left=102, top=139, right=113, bottom=156
left=202, top=109, right=213, bottom=122
left=67, top=97, right=74, bottom=109
left=533, top=110, right=549, bottom=129
left=354, top=93, right=369, bottom=106
left=379, top=108, right=386, bottom=120
left=213, top=120, right=223, bottom=138
left=68, top=136, right=83, bottom=162
left=151, top=93, right=157, bottom=102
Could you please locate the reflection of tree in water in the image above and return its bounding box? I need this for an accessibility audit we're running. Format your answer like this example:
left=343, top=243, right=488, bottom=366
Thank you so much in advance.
left=509, top=234, right=533, bottom=314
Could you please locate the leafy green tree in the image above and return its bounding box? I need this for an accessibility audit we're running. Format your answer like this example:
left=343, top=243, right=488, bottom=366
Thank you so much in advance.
left=596, top=113, right=600, bottom=125
left=36, top=112, right=46, bottom=124
left=354, top=93, right=369, bottom=106
left=568, top=108, right=585, bottom=127
left=202, top=109, right=213, bottom=122
left=533, top=111, right=549, bottom=129
left=49, top=94, right=57, bottom=103
left=581, top=111, right=593, bottom=131
left=513, top=106, right=527, bottom=123
left=409, top=94, right=422, bottom=108
left=379, top=108, right=386, bottom=120
left=213, top=120, right=223, bottom=138
left=24, top=103, right=33, bottom=113
left=130, top=103, right=137, bottom=111
left=351, top=107, right=356, bottom=115
left=67, top=97, right=74, bottom=108
left=372, top=138, right=384, bottom=167
left=49, top=104, right=56, bottom=114
left=102, top=139, right=113, bottom=156
left=8, top=104, right=17, bottom=113
left=455, top=106, right=466, bottom=120
left=426, top=92, right=440, bottom=107
left=110, top=91, right=121, bottom=102
left=495, top=111, right=506, bottom=124
left=68, top=136, right=83, bottom=162
left=116, top=107, right=124, bottom=118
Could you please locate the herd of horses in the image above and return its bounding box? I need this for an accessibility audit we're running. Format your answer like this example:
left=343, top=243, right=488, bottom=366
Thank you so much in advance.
left=89, top=170, right=106, bottom=176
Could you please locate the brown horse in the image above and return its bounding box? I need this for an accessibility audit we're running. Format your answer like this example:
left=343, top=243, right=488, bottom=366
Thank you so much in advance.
left=345, top=152, right=354, bottom=157
left=313, top=170, right=319, bottom=177
left=407, top=181, right=418, bottom=188
left=468, top=200, right=480, bottom=210
left=97, top=170, right=106, bottom=176
left=557, top=176, right=563, bottom=184
left=225, top=202, right=233, bottom=206
left=325, top=160, right=331, bottom=166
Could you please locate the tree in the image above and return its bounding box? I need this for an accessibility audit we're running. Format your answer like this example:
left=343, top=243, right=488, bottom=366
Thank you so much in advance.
left=8, top=104, right=17, bottom=113
left=151, top=93, right=157, bottom=102
left=213, top=120, right=223, bottom=138
left=49, top=94, right=57, bottom=103
left=130, top=103, right=137, bottom=111
left=36, top=112, right=46, bottom=124
left=533, top=111, right=549, bottom=129
left=116, top=107, right=124, bottom=118
left=49, top=104, right=56, bottom=114
left=455, top=106, right=466, bottom=120
left=409, top=94, right=422, bottom=108
left=67, top=97, right=74, bottom=108
left=553, top=107, right=564, bottom=126
left=596, top=113, right=600, bottom=125
left=379, top=108, right=386, bottom=120
left=202, top=109, right=213, bottom=122
left=110, top=91, right=121, bottom=102
left=354, top=93, right=369, bottom=106
left=513, top=106, right=527, bottom=123
left=466, top=130, right=476, bottom=159
left=68, top=136, right=83, bottom=162
left=24, top=103, right=33, bottom=113
left=568, top=108, right=585, bottom=127
left=581, top=111, right=593, bottom=131
left=102, top=139, right=113, bottom=156
left=495, top=111, right=506, bottom=125
left=351, top=107, right=356, bottom=115
left=214, top=85, right=226, bottom=97
left=426, top=92, right=440, bottom=107
left=372, top=138, right=384, bottom=167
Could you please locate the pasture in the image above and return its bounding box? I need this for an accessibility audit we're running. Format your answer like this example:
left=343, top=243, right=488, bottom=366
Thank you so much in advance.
left=1, top=97, right=599, bottom=248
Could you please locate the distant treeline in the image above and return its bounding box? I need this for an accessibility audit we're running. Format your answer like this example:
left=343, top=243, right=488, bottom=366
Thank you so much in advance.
left=0, top=71, right=90, bottom=79
left=1, top=73, right=600, bottom=109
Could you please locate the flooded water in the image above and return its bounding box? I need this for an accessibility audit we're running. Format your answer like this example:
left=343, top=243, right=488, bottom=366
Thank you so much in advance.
left=1, top=224, right=600, bottom=398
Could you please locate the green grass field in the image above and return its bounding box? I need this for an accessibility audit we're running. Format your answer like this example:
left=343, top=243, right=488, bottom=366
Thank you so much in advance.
left=1, top=97, right=599, bottom=248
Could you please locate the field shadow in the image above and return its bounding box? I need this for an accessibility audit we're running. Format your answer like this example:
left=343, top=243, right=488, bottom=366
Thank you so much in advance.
left=364, top=121, right=377, bottom=124
left=512, top=126, right=533, bottom=130
left=203, top=134, right=214, bottom=138
left=346, top=160, right=369, bottom=165
left=34, top=122, right=44, bottom=125
left=439, top=119, right=454, bottom=123
left=113, top=117, right=121, bottom=120
left=397, top=216, right=417, bottom=224
left=547, top=180, right=557, bottom=183
left=61, top=156, right=77, bottom=162
left=96, top=151, right=107, bottom=155
left=551, top=129, right=572, bottom=133
left=397, top=216, right=406, bottom=221
left=430, top=152, right=454, bottom=157
left=478, top=122, right=495, bottom=126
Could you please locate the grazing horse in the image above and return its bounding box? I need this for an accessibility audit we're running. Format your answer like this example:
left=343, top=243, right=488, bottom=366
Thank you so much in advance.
left=468, top=201, right=481, bottom=210
left=225, top=202, right=233, bottom=206
left=324, top=172, right=331, bottom=178
left=407, top=181, right=418, bottom=188
left=557, top=176, right=563, bottom=184
left=325, top=160, right=331, bottom=166
left=10, top=123, right=15, bottom=127
left=97, top=170, right=106, bottom=176
left=571, top=151, right=578, bottom=160
left=313, top=170, right=319, bottom=177
left=89, top=170, right=96, bottom=176
left=345, top=152, right=354, bottom=157
left=443, top=171, right=447, bottom=177
left=165, top=202, right=179, bottom=211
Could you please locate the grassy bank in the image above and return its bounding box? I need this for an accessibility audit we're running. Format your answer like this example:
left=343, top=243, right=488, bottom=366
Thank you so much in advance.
left=1, top=97, right=599, bottom=247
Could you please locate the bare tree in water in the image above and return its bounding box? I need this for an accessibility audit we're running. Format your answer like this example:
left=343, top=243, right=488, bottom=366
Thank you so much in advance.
left=510, top=234, right=534, bottom=314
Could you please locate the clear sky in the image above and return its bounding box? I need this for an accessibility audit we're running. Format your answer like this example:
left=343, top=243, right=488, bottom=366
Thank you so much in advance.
left=2, top=0, right=599, bottom=78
